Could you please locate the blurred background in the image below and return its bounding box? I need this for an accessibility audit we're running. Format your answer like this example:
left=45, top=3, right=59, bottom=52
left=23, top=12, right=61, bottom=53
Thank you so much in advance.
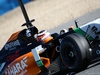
left=0, top=0, right=31, bottom=15
left=0, top=0, right=100, bottom=49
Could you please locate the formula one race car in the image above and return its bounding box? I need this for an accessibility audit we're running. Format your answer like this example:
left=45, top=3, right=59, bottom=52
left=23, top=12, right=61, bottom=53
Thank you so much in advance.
left=0, top=0, right=100, bottom=75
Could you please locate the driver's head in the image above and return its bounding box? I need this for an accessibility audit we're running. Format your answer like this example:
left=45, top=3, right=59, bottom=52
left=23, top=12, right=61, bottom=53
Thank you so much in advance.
left=36, top=30, right=53, bottom=43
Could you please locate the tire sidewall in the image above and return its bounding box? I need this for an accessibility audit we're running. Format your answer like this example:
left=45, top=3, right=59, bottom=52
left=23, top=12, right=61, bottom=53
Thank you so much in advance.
left=60, top=33, right=90, bottom=71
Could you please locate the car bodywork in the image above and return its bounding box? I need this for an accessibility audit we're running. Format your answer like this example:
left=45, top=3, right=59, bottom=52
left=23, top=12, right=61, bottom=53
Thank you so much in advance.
left=0, top=0, right=100, bottom=75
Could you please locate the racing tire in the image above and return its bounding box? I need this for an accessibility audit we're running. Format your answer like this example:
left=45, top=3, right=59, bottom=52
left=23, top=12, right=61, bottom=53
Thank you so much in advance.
left=60, top=33, right=91, bottom=72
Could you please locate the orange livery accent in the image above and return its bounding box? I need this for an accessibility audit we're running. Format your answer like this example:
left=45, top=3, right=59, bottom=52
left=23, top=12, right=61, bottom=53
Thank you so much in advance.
left=7, top=31, right=21, bottom=42
left=4, top=52, right=50, bottom=75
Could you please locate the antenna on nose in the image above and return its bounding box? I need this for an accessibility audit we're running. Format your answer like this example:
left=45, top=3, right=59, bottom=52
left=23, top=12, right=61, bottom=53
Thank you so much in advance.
left=18, top=0, right=35, bottom=28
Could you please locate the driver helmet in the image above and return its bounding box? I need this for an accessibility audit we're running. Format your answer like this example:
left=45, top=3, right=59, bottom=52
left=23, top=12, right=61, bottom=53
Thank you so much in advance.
left=36, top=30, right=53, bottom=44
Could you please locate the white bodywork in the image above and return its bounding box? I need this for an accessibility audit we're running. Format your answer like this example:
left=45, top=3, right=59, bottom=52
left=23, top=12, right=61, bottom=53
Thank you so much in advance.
left=80, top=18, right=100, bottom=39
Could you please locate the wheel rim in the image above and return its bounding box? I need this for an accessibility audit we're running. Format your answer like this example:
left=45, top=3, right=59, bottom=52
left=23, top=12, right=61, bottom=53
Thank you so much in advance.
left=63, top=43, right=77, bottom=67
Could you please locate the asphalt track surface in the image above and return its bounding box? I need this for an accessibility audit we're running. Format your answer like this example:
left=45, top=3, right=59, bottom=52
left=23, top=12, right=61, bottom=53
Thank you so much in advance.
left=49, top=8, right=100, bottom=75
left=0, top=0, right=100, bottom=74
left=49, top=8, right=100, bottom=33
